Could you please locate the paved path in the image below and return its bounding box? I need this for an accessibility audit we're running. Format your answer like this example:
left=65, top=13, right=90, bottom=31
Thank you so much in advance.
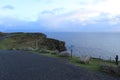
left=0, top=50, right=119, bottom=80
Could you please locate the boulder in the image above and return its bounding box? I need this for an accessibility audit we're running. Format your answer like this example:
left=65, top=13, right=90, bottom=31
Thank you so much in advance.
left=59, top=51, right=70, bottom=57
left=12, top=48, right=16, bottom=50
left=79, top=55, right=90, bottom=64
left=50, top=50, right=59, bottom=55
left=25, top=47, right=34, bottom=51
left=39, top=49, right=50, bottom=53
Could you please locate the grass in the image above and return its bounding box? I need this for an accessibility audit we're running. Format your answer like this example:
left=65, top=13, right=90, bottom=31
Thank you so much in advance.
left=37, top=51, right=116, bottom=71
left=0, top=38, right=15, bottom=49
left=70, top=57, right=116, bottom=71
left=0, top=35, right=38, bottom=50
left=69, top=57, right=100, bottom=70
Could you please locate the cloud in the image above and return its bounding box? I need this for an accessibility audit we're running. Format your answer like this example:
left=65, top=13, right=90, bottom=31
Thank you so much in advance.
left=0, top=15, right=119, bottom=32
left=0, top=16, right=51, bottom=32
left=83, top=0, right=120, bottom=17
left=0, top=0, right=120, bottom=32
left=52, top=8, right=64, bottom=12
left=41, top=10, right=54, bottom=15
left=2, top=5, right=14, bottom=10
left=41, top=8, right=64, bottom=15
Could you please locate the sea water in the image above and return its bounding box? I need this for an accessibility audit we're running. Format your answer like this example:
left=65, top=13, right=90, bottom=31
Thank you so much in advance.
left=46, top=32, right=120, bottom=60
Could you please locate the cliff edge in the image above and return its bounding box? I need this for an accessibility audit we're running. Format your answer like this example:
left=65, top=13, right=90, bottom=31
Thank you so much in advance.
left=0, top=32, right=66, bottom=52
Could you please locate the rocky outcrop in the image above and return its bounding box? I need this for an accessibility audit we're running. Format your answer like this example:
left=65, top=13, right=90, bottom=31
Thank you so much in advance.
left=44, top=38, right=66, bottom=52
left=0, top=32, right=66, bottom=52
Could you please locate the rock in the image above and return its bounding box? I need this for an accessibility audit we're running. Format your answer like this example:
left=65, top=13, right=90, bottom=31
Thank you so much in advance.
left=39, top=49, right=50, bottom=53
left=34, top=47, right=39, bottom=51
left=100, top=64, right=120, bottom=75
left=50, top=50, right=59, bottom=55
left=59, top=51, right=70, bottom=57
left=25, top=47, right=34, bottom=51
left=44, top=38, right=66, bottom=52
left=12, top=48, right=16, bottom=50
left=79, top=55, right=90, bottom=64
left=100, top=64, right=114, bottom=73
left=17, top=48, right=24, bottom=50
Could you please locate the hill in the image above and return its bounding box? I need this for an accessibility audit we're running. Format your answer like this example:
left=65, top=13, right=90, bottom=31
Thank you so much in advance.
left=0, top=32, right=66, bottom=51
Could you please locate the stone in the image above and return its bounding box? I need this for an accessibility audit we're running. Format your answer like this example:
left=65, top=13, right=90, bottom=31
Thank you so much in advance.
left=44, top=38, right=66, bottom=52
left=79, top=55, right=90, bottom=64
left=12, top=48, right=16, bottom=50
left=25, top=47, right=34, bottom=51
left=50, top=50, right=59, bottom=55
left=39, top=49, right=50, bottom=53
left=59, top=51, right=70, bottom=57
left=100, top=64, right=120, bottom=75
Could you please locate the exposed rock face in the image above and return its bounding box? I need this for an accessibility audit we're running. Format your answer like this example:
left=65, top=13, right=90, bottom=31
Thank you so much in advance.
left=44, top=38, right=66, bottom=52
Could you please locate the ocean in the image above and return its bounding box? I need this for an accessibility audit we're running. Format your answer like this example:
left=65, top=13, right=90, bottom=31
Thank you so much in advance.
left=46, top=32, right=120, bottom=60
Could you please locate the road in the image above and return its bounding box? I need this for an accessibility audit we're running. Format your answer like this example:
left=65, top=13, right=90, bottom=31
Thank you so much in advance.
left=0, top=50, right=119, bottom=80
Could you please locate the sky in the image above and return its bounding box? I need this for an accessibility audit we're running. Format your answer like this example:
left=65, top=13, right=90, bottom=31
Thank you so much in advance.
left=0, top=0, right=120, bottom=32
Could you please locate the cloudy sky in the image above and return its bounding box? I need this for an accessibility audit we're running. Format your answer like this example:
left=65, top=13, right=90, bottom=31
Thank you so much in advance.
left=0, top=0, right=120, bottom=32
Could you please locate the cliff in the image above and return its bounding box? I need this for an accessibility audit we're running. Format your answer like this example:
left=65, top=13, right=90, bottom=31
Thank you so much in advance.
left=0, top=32, right=66, bottom=52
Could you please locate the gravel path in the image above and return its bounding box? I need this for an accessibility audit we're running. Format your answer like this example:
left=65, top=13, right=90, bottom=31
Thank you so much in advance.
left=0, top=50, right=119, bottom=80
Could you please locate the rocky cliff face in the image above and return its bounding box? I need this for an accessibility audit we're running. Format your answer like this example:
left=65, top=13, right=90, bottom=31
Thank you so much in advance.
left=0, top=32, right=66, bottom=52
left=44, top=38, right=66, bottom=52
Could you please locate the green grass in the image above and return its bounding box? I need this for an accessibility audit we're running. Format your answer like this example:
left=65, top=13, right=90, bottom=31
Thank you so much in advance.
left=70, top=57, right=116, bottom=71
left=0, top=36, right=37, bottom=50
left=0, top=38, right=15, bottom=49
left=70, top=57, right=100, bottom=70
left=37, top=51, right=116, bottom=71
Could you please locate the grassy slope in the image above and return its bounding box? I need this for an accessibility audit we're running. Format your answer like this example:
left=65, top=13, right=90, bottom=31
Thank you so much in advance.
left=36, top=51, right=116, bottom=71
left=0, top=37, right=35, bottom=50
left=0, top=33, right=45, bottom=50
left=0, top=38, right=15, bottom=49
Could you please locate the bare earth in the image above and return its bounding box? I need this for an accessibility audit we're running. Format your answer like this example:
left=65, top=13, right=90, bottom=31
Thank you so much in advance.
left=0, top=50, right=119, bottom=80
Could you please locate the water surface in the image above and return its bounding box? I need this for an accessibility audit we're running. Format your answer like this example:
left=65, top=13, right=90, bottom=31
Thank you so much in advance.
left=46, top=32, right=120, bottom=60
